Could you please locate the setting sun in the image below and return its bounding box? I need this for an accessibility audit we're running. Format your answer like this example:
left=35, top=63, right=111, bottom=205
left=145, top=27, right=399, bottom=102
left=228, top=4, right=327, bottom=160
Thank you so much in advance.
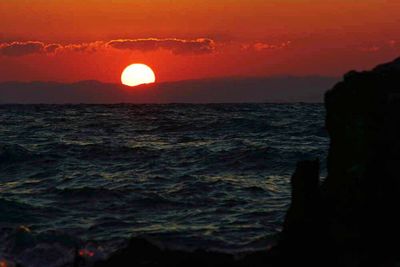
left=121, top=64, right=156, bottom=87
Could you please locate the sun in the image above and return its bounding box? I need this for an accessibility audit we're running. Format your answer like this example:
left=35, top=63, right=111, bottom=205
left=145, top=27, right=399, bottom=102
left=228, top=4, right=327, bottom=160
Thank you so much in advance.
left=121, top=64, right=156, bottom=87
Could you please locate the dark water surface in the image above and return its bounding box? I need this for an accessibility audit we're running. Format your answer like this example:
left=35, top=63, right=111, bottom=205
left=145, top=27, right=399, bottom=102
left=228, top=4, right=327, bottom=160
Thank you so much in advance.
left=0, top=104, right=328, bottom=266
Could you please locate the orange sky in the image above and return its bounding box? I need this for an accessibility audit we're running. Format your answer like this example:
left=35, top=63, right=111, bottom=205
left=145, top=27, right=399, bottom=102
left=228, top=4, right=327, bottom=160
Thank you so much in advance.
left=1, top=0, right=400, bottom=83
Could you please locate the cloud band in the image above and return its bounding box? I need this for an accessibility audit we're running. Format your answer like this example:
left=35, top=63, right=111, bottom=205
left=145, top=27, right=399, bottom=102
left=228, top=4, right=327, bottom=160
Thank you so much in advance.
left=0, top=38, right=216, bottom=57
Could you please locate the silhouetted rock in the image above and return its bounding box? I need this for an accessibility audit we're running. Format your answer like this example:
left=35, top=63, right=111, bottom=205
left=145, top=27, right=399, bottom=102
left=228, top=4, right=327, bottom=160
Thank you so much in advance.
left=92, top=237, right=239, bottom=267
left=274, top=160, right=335, bottom=267
left=322, top=57, right=400, bottom=265
left=91, top=236, right=291, bottom=267
left=282, top=160, right=322, bottom=242
left=280, top=57, right=400, bottom=266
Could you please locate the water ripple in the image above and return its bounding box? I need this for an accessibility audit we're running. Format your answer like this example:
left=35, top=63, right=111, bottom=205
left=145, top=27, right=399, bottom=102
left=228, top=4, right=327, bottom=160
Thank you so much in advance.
left=0, top=103, right=328, bottom=264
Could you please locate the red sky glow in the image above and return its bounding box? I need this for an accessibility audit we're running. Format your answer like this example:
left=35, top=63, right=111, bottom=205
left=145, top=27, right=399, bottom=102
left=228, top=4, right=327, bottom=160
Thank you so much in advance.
left=1, top=0, right=400, bottom=83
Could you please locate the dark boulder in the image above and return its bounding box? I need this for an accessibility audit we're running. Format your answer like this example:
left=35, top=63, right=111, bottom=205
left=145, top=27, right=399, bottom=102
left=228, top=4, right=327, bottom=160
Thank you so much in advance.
left=282, top=160, right=322, bottom=242
left=92, top=237, right=242, bottom=267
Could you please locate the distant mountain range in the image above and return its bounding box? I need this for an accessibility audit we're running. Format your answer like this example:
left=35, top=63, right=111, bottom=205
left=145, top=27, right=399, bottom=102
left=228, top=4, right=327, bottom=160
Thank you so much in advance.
left=0, top=76, right=339, bottom=104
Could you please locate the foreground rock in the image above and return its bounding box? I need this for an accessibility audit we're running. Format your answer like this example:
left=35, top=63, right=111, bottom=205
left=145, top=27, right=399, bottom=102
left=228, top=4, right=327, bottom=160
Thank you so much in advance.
left=282, top=57, right=400, bottom=266
left=91, top=237, right=279, bottom=267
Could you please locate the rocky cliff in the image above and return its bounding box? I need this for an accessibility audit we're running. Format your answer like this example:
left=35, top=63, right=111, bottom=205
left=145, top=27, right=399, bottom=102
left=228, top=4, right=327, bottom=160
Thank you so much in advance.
left=282, top=57, right=400, bottom=266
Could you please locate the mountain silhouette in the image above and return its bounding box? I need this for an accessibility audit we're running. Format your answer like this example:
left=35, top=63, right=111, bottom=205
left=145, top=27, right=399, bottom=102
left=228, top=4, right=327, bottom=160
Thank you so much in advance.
left=0, top=76, right=338, bottom=104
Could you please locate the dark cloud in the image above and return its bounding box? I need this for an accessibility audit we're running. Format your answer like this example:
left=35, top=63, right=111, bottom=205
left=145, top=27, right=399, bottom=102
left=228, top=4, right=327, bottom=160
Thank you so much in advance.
left=0, top=41, right=45, bottom=56
left=0, top=38, right=216, bottom=57
left=107, top=38, right=216, bottom=55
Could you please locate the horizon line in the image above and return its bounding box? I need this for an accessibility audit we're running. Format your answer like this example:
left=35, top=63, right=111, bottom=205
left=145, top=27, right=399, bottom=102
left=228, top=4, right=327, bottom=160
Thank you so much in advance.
left=0, top=74, right=340, bottom=86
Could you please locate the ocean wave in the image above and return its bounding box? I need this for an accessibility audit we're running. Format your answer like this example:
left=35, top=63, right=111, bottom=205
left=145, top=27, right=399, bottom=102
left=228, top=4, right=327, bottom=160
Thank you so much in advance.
left=0, top=103, right=328, bottom=265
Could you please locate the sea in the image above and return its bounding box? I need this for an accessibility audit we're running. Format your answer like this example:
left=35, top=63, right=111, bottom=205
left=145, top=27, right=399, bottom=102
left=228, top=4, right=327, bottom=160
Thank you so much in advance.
left=0, top=104, right=328, bottom=266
